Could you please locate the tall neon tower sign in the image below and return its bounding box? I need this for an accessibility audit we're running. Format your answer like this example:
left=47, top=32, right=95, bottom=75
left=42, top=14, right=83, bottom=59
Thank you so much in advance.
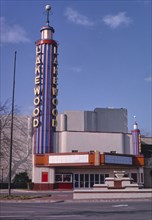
left=33, top=5, right=58, bottom=154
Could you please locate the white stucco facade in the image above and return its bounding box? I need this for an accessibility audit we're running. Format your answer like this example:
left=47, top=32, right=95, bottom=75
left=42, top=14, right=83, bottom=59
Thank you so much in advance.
left=55, top=131, right=127, bottom=153
left=32, top=167, right=55, bottom=184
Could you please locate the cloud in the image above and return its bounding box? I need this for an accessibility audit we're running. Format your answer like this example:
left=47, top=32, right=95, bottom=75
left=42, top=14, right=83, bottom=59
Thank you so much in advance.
left=0, top=17, right=30, bottom=44
left=144, top=76, right=152, bottom=82
left=64, top=7, right=94, bottom=27
left=102, top=12, right=132, bottom=29
left=71, top=67, right=82, bottom=73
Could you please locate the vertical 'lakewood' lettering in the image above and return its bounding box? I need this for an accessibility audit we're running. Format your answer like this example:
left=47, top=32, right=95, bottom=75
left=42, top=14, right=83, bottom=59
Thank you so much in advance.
left=33, top=43, right=58, bottom=129
left=52, top=45, right=58, bottom=127
left=33, top=45, right=42, bottom=127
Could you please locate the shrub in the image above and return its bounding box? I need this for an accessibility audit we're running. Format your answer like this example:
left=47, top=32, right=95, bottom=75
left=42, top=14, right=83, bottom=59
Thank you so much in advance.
left=13, top=172, right=31, bottom=189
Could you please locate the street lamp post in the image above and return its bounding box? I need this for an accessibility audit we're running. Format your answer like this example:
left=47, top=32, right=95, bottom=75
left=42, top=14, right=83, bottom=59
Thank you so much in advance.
left=2, top=167, right=3, bottom=184
left=8, top=51, right=17, bottom=196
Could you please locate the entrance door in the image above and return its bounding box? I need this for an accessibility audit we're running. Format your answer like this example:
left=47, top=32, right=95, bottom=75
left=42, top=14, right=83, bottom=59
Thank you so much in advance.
left=73, top=173, right=109, bottom=189
left=74, top=174, right=90, bottom=188
left=74, top=174, right=79, bottom=188
left=85, top=174, right=89, bottom=187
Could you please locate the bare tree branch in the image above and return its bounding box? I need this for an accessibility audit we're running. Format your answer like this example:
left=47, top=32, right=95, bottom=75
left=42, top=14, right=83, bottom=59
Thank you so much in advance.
left=0, top=101, right=32, bottom=182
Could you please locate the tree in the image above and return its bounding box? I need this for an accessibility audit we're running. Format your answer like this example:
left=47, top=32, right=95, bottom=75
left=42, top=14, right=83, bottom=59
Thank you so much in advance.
left=0, top=100, right=33, bottom=182
left=13, top=172, right=31, bottom=183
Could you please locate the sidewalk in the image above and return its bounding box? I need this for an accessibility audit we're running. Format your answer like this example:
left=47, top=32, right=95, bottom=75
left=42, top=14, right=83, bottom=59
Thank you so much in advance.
left=0, top=188, right=151, bottom=203
left=0, top=189, right=73, bottom=202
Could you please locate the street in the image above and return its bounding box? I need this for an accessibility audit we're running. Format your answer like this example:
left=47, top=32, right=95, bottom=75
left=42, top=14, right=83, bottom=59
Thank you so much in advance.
left=0, top=199, right=151, bottom=220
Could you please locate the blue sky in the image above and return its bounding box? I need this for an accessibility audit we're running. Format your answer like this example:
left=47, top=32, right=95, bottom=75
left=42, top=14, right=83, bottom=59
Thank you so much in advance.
left=0, top=0, right=151, bottom=135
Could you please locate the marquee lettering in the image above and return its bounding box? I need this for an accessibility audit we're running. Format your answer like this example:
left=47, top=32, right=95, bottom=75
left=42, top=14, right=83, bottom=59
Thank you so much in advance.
left=52, top=98, right=58, bottom=106
left=51, top=45, right=58, bottom=127
left=52, top=108, right=58, bottom=116
left=52, top=119, right=58, bottom=127
left=53, top=76, right=58, bottom=85
left=33, top=107, right=40, bottom=116
left=36, top=46, right=41, bottom=54
left=34, top=96, right=40, bottom=106
left=53, top=57, right=58, bottom=65
left=33, top=118, right=39, bottom=127
left=33, top=45, right=42, bottom=127
left=35, top=65, right=41, bottom=74
left=33, top=44, right=58, bottom=128
left=52, top=87, right=58, bottom=96
left=34, top=86, right=40, bottom=95
left=35, top=76, right=40, bottom=84
left=53, top=46, right=57, bottom=54
left=53, top=66, right=58, bottom=75
left=35, top=56, right=41, bottom=64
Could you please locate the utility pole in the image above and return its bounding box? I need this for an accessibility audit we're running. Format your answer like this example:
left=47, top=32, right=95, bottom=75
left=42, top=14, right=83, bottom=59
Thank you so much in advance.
left=8, top=51, right=17, bottom=196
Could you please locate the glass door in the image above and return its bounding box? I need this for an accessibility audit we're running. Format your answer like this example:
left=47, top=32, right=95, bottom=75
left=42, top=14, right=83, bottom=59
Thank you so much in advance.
left=74, top=174, right=79, bottom=188
left=73, top=173, right=109, bottom=189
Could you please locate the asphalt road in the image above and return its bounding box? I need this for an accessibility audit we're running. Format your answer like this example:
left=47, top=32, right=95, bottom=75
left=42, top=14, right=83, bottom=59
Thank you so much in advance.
left=0, top=200, right=151, bottom=220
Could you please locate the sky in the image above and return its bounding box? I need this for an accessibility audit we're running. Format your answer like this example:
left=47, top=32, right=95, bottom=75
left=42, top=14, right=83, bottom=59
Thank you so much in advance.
left=0, top=0, right=152, bottom=136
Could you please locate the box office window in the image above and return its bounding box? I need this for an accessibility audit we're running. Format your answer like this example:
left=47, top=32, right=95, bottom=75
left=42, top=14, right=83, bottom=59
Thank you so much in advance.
left=55, top=174, right=62, bottom=182
left=55, top=174, right=72, bottom=183
left=131, top=173, right=137, bottom=183
left=63, top=174, right=72, bottom=182
left=42, top=172, right=48, bottom=182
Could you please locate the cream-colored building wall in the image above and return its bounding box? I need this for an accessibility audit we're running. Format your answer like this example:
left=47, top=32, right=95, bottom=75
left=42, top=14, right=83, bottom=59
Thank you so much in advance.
left=32, top=166, right=55, bottom=184
left=124, top=133, right=133, bottom=154
left=56, top=131, right=128, bottom=154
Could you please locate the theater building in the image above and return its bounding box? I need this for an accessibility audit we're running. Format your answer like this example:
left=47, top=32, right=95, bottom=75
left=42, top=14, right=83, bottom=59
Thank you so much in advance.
left=33, top=108, right=144, bottom=190
left=32, top=5, right=144, bottom=190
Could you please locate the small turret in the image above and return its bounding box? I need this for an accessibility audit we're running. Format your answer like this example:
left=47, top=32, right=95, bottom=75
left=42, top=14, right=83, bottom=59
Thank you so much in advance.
left=40, top=4, right=55, bottom=40
left=132, top=116, right=141, bottom=155
left=133, top=116, right=138, bottom=130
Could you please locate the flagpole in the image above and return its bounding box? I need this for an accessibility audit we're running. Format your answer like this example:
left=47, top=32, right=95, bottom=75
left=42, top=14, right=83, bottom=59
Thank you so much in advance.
left=8, top=51, right=17, bottom=196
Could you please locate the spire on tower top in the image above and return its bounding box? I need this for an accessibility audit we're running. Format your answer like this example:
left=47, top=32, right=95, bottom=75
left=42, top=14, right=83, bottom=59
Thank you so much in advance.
left=45, top=4, right=51, bottom=26
left=133, top=115, right=138, bottom=130
left=133, top=115, right=136, bottom=123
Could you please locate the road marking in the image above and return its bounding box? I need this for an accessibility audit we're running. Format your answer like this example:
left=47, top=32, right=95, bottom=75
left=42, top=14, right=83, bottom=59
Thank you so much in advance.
left=112, top=204, right=128, bottom=207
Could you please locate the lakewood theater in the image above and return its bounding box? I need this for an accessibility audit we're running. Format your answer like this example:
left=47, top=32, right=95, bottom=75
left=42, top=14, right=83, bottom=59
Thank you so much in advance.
left=32, top=5, right=144, bottom=190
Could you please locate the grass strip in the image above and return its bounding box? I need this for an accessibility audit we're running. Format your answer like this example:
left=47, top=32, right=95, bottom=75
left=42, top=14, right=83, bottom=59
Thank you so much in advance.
left=0, top=194, right=51, bottom=200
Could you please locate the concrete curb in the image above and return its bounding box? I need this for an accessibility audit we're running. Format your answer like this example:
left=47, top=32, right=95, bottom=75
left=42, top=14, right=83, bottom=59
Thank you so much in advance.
left=0, top=198, right=151, bottom=203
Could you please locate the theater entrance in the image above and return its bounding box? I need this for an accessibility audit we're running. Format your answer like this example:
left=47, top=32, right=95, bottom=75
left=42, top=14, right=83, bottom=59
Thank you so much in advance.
left=73, top=173, right=109, bottom=189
